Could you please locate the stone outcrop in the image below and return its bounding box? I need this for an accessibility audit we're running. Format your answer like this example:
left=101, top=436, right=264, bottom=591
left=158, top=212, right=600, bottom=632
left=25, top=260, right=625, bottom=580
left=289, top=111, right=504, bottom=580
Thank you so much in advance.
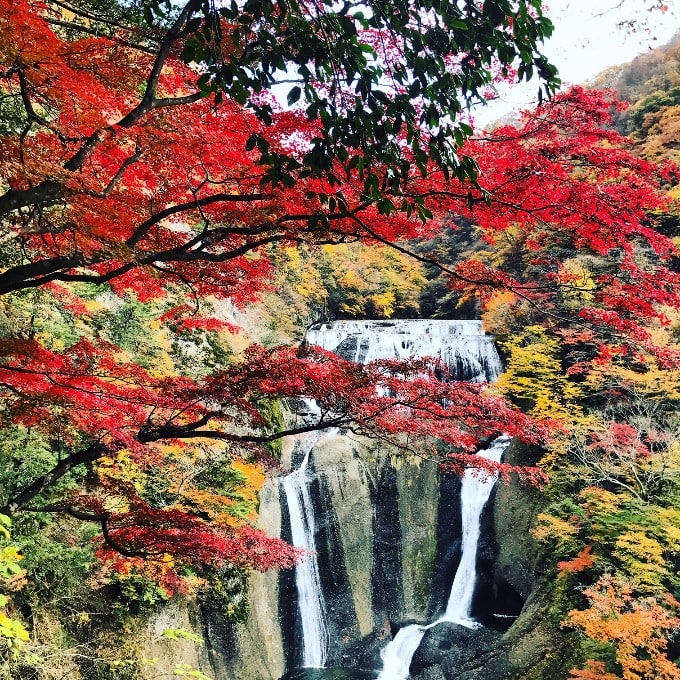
left=411, top=624, right=508, bottom=679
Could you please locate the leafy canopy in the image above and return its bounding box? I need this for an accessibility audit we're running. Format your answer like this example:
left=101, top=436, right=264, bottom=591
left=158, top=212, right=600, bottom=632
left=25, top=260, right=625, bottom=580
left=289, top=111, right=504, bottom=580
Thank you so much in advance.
left=172, top=0, right=559, bottom=197
left=1, top=0, right=680, bottom=599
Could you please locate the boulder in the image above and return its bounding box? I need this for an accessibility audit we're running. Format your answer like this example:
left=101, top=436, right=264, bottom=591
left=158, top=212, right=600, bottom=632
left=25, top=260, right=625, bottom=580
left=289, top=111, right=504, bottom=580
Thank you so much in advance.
left=411, top=623, right=510, bottom=679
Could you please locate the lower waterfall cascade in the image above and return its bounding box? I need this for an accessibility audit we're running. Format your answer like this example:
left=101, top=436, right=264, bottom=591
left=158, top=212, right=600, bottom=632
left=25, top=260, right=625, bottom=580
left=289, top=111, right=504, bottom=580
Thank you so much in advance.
left=443, top=436, right=509, bottom=625
left=281, top=431, right=329, bottom=668
left=278, top=320, right=510, bottom=679
left=376, top=436, right=510, bottom=680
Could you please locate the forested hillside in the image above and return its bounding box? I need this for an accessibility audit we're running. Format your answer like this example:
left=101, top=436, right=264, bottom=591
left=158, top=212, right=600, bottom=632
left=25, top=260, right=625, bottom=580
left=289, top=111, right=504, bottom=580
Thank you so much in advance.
left=0, top=1, right=678, bottom=679
left=594, top=30, right=680, bottom=167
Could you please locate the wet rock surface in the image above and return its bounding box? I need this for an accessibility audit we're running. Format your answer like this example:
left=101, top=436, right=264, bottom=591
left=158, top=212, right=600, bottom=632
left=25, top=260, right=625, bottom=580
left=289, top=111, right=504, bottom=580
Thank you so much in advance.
left=410, top=623, right=509, bottom=679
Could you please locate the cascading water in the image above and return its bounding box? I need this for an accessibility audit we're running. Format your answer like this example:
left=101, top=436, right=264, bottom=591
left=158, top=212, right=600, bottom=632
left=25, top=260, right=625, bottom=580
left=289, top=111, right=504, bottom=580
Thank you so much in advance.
left=376, top=437, right=510, bottom=680
left=281, top=431, right=330, bottom=668
left=306, top=320, right=502, bottom=383
left=442, top=436, right=509, bottom=626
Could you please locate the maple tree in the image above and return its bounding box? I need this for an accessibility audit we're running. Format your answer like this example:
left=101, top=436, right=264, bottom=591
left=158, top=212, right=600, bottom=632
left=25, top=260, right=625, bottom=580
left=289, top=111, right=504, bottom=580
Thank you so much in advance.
left=529, top=401, right=680, bottom=677
left=525, top=329, right=680, bottom=677
left=0, top=0, right=676, bottom=332
left=566, top=574, right=680, bottom=680
left=0, top=0, right=679, bottom=615
left=471, top=94, right=680, bottom=673
left=171, top=0, right=559, bottom=195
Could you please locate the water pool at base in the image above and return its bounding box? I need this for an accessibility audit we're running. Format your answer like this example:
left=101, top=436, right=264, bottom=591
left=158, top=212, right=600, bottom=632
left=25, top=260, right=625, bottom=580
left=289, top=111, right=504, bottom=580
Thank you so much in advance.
left=281, top=669, right=379, bottom=679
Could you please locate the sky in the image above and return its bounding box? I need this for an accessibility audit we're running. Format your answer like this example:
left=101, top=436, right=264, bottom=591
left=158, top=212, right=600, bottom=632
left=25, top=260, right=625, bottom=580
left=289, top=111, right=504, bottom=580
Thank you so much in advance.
left=475, top=0, right=680, bottom=125
left=545, top=0, right=678, bottom=83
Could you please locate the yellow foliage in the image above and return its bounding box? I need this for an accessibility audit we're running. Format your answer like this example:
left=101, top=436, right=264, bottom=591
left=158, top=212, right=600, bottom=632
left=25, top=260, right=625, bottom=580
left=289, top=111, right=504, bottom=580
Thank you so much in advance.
left=146, top=446, right=268, bottom=527
left=114, top=554, right=204, bottom=597
left=578, top=486, right=621, bottom=516
left=532, top=513, right=579, bottom=542
left=94, top=445, right=266, bottom=529
left=557, top=258, right=596, bottom=311
left=613, top=531, right=668, bottom=595
left=231, top=460, right=265, bottom=503
left=276, top=247, right=327, bottom=306
left=482, top=290, right=519, bottom=334
left=0, top=611, right=30, bottom=650
left=320, top=242, right=426, bottom=318
left=0, top=547, right=22, bottom=570
left=655, top=508, right=680, bottom=551
left=338, top=269, right=365, bottom=289
left=532, top=513, right=582, bottom=556
left=585, top=360, right=680, bottom=404
left=369, top=291, right=396, bottom=317
left=495, top=325, right=585, bottom=421
left=0, top=520, right=30, bottom=657
left=144, top=319, right=177, bottom=377
left=96, top=451, right=146, bottom=497
left=584, top=311, right=680, bottom=400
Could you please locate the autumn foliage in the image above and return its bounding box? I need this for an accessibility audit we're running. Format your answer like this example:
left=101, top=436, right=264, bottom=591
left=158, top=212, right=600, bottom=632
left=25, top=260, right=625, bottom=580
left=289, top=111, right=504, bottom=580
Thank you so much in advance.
left=0, top=0, right=679, bottom=637
left=567, top=575, right=680, bottom=680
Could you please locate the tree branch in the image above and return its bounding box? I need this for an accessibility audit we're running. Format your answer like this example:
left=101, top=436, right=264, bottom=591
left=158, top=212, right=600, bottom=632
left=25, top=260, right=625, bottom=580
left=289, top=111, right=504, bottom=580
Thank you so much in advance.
left=125, top=192, right=271, bottom=247
left=0, top=1, right=204, bottom=219
left=137, top=418, right=351, bottom=444
left=2, top=442, right=107, bottom=515
left=26, top=504, right=148, bottom=558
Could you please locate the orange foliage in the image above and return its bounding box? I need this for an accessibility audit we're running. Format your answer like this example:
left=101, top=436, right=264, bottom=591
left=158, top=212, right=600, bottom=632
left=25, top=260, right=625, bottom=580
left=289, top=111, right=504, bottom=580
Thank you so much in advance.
left=569, top=661, right=621, bottom=680
left=566, top=575, right=680, bottom=680
left=558, top=545, right=595, bottom=574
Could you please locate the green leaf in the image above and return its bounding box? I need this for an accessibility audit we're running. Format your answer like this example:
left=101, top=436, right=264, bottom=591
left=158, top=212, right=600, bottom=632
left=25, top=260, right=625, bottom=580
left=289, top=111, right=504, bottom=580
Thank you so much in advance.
left=0, top=518, right=9, bottom=540
left=286, top=86, right=302, bottom=106
left=162, top=628, right=204, bottom=645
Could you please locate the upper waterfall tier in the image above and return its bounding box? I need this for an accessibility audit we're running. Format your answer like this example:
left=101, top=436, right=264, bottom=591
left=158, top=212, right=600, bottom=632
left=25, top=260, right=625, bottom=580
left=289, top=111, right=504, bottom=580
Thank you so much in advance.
left=306, top=320, right=503, bottom=383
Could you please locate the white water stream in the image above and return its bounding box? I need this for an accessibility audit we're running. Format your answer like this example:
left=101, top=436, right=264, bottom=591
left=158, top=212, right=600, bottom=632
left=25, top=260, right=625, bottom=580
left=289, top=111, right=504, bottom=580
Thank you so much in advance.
left=444, top=436, right=509, bottom=625
left=281, top=432, right=330, bottom=668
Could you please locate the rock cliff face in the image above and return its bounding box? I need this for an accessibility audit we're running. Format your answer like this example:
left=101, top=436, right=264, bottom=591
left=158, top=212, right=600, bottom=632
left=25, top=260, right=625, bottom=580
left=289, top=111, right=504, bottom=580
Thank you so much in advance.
left=181, top=434, right=559, bottom=680
left=193, top=475, right=286, bottom=680
left=183, top=431, right=440, bottom=678
left=409, top=439, right=551, bottom=680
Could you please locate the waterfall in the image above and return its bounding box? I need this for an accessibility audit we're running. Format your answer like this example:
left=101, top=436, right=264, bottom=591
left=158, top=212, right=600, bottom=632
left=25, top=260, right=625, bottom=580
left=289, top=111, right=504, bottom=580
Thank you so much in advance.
left=377, top=624, right=432, bottom=680
left=281, top=432, right=330, bottom=668
left=281, top=320, right=505, bottom=674
left=306, top=320, right=503, bottom=383
left=376, top=437, right=510, bottom=679
left=442, top=436, right=509, bottom=626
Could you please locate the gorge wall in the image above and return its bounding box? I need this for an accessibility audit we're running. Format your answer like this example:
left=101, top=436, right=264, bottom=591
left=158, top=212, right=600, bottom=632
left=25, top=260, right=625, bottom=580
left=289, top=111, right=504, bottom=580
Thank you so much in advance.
left=149, top=321, right=563, bottom=680
left=189, top=436, right=560, bottom=680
